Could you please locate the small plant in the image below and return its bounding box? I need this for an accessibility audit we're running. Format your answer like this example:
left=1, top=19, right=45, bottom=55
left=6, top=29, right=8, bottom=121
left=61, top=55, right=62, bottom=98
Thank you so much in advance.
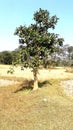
left=7, top=66, right=14, bottom=74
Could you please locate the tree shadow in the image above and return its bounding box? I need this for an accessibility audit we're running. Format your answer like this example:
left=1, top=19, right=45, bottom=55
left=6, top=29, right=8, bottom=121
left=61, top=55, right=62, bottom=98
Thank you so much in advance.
left=14, top=80, right=34, bottom=93
left=14, top=80, right=52, bottom=93
left=38, top=81, right=52, bottom=88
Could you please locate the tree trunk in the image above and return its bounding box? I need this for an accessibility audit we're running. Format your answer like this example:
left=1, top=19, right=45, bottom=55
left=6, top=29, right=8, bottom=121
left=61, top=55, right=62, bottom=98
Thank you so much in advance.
left=33, top=75, right=38, bottom=90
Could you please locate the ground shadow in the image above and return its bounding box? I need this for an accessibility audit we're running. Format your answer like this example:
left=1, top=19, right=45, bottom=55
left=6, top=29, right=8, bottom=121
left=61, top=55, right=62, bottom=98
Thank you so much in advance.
left=14, top=80, right=33, bottom=93
left=14, top=80, right=52, bottom=93
left=38, top=81, right=52, bottom=88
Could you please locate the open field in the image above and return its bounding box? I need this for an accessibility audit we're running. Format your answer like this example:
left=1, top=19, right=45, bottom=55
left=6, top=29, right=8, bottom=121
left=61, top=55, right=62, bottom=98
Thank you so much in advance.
left=0, top=65, right=73, bottom=80
left=0, top=65, right=73, bottom=130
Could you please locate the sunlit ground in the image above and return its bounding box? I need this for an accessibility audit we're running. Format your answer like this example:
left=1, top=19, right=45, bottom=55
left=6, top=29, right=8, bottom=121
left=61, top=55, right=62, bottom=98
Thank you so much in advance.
left=0, top=65, right=73, bottom=130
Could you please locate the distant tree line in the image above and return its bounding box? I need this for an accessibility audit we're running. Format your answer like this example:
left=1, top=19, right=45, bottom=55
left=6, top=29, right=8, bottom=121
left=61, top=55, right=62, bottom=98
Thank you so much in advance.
left=0, top=49, right=19, bottom=65
left=51, top=44, right=73, bottom=67
left=0, top=44, right=73, bottom=67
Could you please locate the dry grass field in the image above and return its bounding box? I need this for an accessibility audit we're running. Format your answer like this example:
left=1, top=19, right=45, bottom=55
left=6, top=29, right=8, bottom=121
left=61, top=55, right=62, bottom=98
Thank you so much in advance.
left=0, top=65, right=73, bottom=80
left=0, top=65, right=73, bottom=130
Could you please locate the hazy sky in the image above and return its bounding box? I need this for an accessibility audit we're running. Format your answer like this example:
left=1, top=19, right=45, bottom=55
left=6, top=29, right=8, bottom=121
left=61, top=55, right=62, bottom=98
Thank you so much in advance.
left=0, top=0, right=73, bottom=51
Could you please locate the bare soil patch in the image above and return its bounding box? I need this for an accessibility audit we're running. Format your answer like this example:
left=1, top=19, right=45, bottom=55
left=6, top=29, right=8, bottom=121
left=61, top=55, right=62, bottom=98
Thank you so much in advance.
left=61, top=80, right=73, bottom=97
left=0, top=79, right=19, bottom=87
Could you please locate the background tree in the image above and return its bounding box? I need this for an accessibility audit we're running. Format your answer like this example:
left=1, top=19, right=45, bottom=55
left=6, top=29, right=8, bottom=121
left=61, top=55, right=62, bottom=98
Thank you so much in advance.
left=0, top=52, right=4, bottom=64
left=61, top=45, right=73, bottom=66
left=14, top=8, right=64, bottom=89
left=0, top=51, right=12, bottom=65
left=11, top=48, right=20, bottom=65
left=67, top=46, right=73, bottom=64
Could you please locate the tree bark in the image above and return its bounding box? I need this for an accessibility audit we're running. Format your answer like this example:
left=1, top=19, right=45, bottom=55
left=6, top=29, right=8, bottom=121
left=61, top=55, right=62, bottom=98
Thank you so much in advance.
left=33, top=75, right=38, bottom=90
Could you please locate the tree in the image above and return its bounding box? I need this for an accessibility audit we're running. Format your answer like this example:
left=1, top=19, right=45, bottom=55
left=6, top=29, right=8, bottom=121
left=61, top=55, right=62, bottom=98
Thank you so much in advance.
left=14, top=8, right=64, bottom=89
left=68, top=46, right=73, bottom=59
left=0, top=51, right=12, bottom=65
left=0, top=52, right=4, bottom=64
left=11, top=49, right=20, bottom=65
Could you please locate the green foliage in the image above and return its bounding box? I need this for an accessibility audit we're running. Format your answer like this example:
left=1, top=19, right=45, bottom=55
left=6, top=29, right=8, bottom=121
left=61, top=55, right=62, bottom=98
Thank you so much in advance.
left=11, top=49, right=20, bottom=65
left=0, top=51, right=12, bottom=64
left=7, top=66, right=14, bottom=74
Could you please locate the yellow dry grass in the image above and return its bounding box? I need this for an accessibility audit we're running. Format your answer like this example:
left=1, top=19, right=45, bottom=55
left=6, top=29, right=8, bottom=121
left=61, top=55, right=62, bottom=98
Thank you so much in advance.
left=0, top=65, right=73, bottom=81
